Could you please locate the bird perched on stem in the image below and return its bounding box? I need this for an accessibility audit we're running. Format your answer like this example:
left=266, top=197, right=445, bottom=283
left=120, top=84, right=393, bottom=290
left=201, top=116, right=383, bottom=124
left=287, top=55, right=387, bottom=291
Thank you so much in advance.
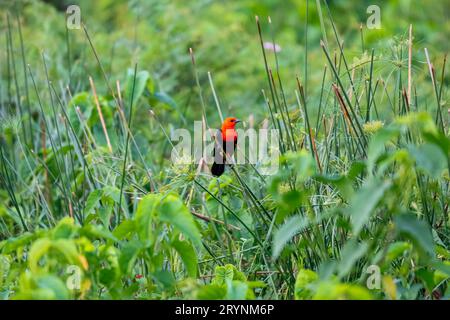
left=211, top=117, right=241, bottom=176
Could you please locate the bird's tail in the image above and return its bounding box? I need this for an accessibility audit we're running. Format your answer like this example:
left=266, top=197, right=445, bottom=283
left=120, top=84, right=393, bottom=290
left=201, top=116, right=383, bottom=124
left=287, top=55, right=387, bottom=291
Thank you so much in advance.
left=211, top=161, right=225, bottom=176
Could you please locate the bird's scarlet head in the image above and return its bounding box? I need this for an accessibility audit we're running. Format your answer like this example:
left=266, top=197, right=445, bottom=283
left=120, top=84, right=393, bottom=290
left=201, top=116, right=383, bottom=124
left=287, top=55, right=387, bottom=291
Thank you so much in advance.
left=221, top=117, right=241, bottom=130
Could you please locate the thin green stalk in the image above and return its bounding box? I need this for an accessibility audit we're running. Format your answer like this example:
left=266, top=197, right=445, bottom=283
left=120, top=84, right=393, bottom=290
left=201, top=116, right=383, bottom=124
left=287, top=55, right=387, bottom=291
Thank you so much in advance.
left=6, top=14, right=26, bottom=141
left=118, top=63, right=138, bottom=225
left=365, top=49, right=375, bottom=122
left=16, top=12, right=33, bottom=148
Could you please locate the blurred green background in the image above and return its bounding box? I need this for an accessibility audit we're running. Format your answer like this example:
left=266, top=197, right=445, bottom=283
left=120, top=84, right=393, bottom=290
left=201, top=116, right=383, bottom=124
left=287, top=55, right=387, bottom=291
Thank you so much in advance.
left=1, top=0, right=449, bottom=125
left=0, top=0, right=449, bottom=300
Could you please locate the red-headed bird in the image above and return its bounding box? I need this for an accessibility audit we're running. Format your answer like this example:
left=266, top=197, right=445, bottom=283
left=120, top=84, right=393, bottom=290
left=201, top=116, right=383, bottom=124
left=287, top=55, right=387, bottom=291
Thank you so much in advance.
left=211, top=117, right=241, bottom=176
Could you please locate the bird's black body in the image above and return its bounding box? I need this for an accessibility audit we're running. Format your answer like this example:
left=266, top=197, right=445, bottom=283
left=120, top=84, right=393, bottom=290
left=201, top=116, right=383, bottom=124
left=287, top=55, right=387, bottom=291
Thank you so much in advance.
left=211, top=159, right=225, bottom=176
left=211, top=131, right=237, bottom=177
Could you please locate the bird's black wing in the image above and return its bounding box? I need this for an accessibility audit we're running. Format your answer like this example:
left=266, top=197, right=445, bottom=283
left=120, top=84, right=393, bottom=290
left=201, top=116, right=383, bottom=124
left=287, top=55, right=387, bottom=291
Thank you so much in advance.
left=211, top=130, right=226, bottom=176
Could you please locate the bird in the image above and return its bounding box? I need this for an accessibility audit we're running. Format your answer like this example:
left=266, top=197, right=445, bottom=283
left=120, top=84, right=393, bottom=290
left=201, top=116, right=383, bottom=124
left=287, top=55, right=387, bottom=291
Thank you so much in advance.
left=211, top=117, right=241, bottom=176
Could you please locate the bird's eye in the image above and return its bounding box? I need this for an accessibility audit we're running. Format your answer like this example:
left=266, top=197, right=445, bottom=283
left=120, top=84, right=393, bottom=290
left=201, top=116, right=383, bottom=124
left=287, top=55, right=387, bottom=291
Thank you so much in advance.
left=231, top=119, right=235, bottom=122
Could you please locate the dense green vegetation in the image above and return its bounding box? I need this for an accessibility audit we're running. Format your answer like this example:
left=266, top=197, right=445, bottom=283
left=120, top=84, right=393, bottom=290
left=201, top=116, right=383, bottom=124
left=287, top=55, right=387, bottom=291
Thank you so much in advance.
left=0, top=0, right=448, bottom=300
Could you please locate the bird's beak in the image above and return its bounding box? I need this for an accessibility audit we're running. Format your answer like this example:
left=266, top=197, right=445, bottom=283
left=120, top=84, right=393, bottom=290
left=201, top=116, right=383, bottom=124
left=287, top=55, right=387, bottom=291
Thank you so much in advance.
left=235, top=119, right=242, bottom=124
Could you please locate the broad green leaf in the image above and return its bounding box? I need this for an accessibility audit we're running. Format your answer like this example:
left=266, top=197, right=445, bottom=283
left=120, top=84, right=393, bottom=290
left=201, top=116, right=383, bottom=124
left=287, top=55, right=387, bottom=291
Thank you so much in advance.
left=348, top=178, right=391, bottom=235
left=313, top=281, right=372, bottom=300
left=135, top=194, right=161, bottom=242
left=226, top=280, right=248, bottom=300
left=171, top=239, right=198, bottom=278
left=159, top=195, right=201, bottom=247
left=51, top=217, right=76, bottom=240
left=337, top=239, right=368, bottom=278
left=125, top=69, right=150, bottom=103
left=280, top=190, right=303, bottom=213
left=29, top=238, right=81, bottom=273
left=99, top=268, right=118, bottom=287
left=118, top=240, right=142, bottom=274
left=422, top=131, right=450, bottom=162
left=102, top=186, right=122, bottom=204
left=67, top=92, right=93, bottom=136
left=152, top=92, right=177, bottom=109
left=408, top=143, right=447, bottom=179
left=52, top=239, right=80, bottom=266
left=1, top=232, right=36, bottom=253
left=0, top=255, right=10, bottom=288
left=384, top=241, right=411, bottom=266
left=35, top=275, right=69, bottom=300
left=84, top=189, right=103, bottom=215
left=272, top=215, right=309, bottom=260
left=367, top=127, right=399, bottom=174
left=415, top=268, right=435, bottom=292
left=247, top=280, right=266, bottom=289
left=230, top=265, right=247, bottom=282
left=430, top=261, right=450, bottom=277
left=29, top=238, right=52, bottom=273
left=436, top=246, right=450, bottom=259
left=80, top=224, right=118, bottom=242
left=282, top=150, right=316, bottom=182
left=112, top=220, right=136, bottom=240
left=196, top=284, right=226, bottom=300
left=213, top=265, right=234, bottom=286
left=295, top=269, right=318, bottom=299
left=152, top=270, right=176, bottom=290
left=394, top=214, right=434, bottom=258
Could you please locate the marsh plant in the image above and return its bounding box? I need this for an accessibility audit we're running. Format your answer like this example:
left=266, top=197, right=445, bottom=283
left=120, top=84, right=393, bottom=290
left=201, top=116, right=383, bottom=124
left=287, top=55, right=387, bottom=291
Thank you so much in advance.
left=0, top=0, right=448, bottom=300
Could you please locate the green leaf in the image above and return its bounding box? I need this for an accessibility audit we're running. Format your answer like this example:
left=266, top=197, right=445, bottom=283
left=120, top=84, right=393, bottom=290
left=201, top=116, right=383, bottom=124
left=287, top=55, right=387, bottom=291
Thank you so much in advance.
left=230, top=265, right=247, bottom=282
left=213, top=265, right=234, bottom=286
left=35, top=275, right=69, bottom=300
left=67, top=92, right=93, bottom=136
left=80, top=224, right=118, bottom=242
left=99, top=268, right=119, bottom=287
left=135, top=194, right=161, bottom=242
left=226, top=280, right=248, bottom=300
left=430, top=261, right=450, bottom=277
left=159, top=194, right=201, bottom=247
left=337, top=239, right=368, bottom=278
left=408, top=143, right=447, bottom=179
left=152, top=270, right=176, bottom=291
left=422, top=131, right=450, bottom=162
left=152, top=92, right=177, bottom=109
left=196, top=284, right=226, bottom=300
left=384, top=241, right=411, bottom=266
left=118, top=240, right=142, bottom=274
left=415, top=268, right=435, bottom=292
left=112, top=220, right=136, bottom=240
left=0, top=255, right=11, bottom=288
left=1, top=232, right=36, bottom=253
left=51, top=217, right=76, bottom=239
left=348, top=178, right=391, bottom=235
left=52, top=239, right=80, bottom=266
left=29, top=237, right=81, bottom=273
left=84, top=189, right=103, bottom=215
left=295, top=269, right=318, bottom=299
left=125, top=69, right=150, bottom=103
left=280, top=190, right=303, bottom=213
left=29, top=238, right=52, bottom=273
left=367, top=127, right=399, bottom=174
left=313, top=281, right=372, bottom=300
left=171, top=239, right=198, bottom=278
left=394, top=214, right=435, bottom=258
left=272, top=215, right=309, bottom=260
left=282, top=150, right=316, bottom=182
left=102, top=186, right=122, bottom=204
